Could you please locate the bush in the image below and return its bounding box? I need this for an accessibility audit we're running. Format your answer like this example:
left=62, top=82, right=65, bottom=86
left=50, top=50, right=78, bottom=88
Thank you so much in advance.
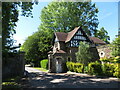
left=66, top=62, right=74, bottom=72
left=88, top=61, right=102, bottom=76
left=73, top=63, right=84, bottom=73
left=40, top=59, right=48, bottom=69
left=100, top=57, right=110, bottom=62
left=113, top=56, right=120, bottom=63
left=113, top=63, right=120, bottom=78
left=66, top=62, right=84, bottom=73
left=84, top=66, right=89, bottom=73
left=102, top=63, right=116, bottom=76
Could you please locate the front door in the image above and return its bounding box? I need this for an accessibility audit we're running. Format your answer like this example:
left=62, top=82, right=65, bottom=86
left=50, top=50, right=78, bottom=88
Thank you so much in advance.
left=56, top=58, right=62, bottom=73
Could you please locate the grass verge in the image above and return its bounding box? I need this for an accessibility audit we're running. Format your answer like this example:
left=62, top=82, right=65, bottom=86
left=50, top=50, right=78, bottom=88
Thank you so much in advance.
left=2, top=76, right=22, bottom=88
left=33, top=67, right=48, bottom=72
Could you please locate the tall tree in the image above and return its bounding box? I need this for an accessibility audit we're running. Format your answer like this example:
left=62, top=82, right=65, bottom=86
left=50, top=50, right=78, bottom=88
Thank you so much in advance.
left=76, top=42, right=93, bottom=65
left=20, top=30, right=52, bottom=66
left=40, top=2, right=99, bottom=36
left=2, top=2, right=38, bottom=55
left=110, top=36, right=120, bottom=57
left=95, top=27, right=110, bottom=44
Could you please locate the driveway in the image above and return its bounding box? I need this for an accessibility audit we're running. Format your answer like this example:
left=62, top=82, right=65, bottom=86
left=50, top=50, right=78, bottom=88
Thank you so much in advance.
left=20, top=66, right=120, bottom=88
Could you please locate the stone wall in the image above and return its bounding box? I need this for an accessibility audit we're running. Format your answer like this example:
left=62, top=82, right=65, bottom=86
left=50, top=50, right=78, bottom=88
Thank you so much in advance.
left=96, top=45, right=112, bottom=58
left=2, top=52, right=25, bottom=79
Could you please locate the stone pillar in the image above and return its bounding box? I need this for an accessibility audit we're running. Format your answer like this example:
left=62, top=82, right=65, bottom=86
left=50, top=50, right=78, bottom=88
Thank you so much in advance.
left=48, top=54, right=53, bottom=73
left=20, top=51, right=25, bottom=76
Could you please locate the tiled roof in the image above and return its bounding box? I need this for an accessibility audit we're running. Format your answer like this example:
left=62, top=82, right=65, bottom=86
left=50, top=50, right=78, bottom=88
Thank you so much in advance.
left=54, top=50, right=66, bottom=54
left=89, top=37, right=106, bottom=45
left=54, top=27, right=106, bottom=45
left=65, top=27, right=79, bottom=42
left=55, top=32, right=68, bottom=42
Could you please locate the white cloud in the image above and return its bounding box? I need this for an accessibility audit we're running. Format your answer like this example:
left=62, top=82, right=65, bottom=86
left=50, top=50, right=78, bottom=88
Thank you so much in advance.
left=13, top=35, right=25, bottom=45
left=99, top=12, right=112, bottom=20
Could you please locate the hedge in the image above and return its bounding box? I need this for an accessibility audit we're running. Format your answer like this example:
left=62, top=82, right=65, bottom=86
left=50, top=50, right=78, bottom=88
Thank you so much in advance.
left=88, top=61, right=102, bottom=76
left=40, top=59, right=48, bottom=69
left=102, top=63, right=116, bottom=76
left=66, top=62, right=84, bottom=73
left=113, top=63, right=120, bottom=78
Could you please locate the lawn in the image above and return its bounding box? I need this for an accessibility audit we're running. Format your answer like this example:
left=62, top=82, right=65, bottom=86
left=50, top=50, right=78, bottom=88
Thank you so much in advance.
left=33, top=67, right=48, bottom=72
left=2, top=76, right=21, bottom=88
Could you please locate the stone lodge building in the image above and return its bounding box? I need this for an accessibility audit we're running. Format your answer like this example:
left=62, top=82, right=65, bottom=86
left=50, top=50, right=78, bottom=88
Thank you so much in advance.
left=48, top=26, right=106, bottom=73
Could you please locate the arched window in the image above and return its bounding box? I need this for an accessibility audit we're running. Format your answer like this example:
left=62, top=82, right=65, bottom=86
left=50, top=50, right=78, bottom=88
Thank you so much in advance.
left=67, top=57, right=71, bottom=61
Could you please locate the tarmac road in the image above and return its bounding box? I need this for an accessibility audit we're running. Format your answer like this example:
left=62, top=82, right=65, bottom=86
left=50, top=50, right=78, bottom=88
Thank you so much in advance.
left=20, top=65, right=120, bottom=88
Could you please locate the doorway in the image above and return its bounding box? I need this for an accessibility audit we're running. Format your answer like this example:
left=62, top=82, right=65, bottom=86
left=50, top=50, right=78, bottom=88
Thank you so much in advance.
left=56, top=57, right=62, bottom=73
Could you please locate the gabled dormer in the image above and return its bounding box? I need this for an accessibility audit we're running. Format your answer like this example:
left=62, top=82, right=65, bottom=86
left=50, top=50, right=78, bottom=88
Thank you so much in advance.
left=65, top=27, right=92, bottom=47
left=52, top=26, right=106, bottom=51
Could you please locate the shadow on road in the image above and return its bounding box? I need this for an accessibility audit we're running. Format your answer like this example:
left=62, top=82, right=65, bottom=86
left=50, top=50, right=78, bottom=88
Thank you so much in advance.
left=19, top=70, right=120, bottom=88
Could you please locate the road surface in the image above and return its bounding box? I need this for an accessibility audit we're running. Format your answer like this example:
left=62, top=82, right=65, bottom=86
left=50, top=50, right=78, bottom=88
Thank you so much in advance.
left=20, top=65, right=120, bottom=88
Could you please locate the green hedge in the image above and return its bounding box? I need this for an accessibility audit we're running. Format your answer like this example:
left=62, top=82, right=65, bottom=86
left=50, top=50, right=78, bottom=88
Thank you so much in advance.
left=102, top=63, right=116, bottom=77
left=40, top=59, right=48, bottom=69
left=113, top=63, right=120, bottom=78
left=66, top=62, right=84, bottom=73
left=88, top=61, right=102, bottom=76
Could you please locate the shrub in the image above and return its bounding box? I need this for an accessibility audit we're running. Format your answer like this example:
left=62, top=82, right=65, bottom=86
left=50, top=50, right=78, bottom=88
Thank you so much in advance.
left=100, top=57, right=110, bottom=62
left=113, top=56, right=120, bottom=63
left=40, top=59, right=48, bottom=69
left=84, top=66, right=88, bottom=73
left=66, top=62, right=74, bottom=72
left=73, top=63, right=84, bottom=73
left=88, top=61, right=102, bottom=76
left=66, top=62, right=84, bottom=73
left=113, top=63, right=120, bottom=78
left=76, top=42, right=94, bottom=65
left=102, top=63, right=116, bottom=76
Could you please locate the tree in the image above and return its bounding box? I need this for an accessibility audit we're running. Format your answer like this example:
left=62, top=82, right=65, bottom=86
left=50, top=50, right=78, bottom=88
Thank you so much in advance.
left=20, top=30, right=52, bottom=66
left=2, top=2, right=38, bottom=56
left=110, top=36, right=120, bottom=57
left=76, top=42, right=93, bottom=65
left=40, top=2, right=99, bottom=36
left=95, top=27, right=110, bottom=44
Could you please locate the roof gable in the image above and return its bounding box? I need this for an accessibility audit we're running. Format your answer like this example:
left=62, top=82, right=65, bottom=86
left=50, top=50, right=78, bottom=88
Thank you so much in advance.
left=65, top=27, right=80, bottom=42
left=54, top=27, right=106, bottom=45
left=89, top=37, right=106, bottom=45
left=55, top=32, right=68, bottom=42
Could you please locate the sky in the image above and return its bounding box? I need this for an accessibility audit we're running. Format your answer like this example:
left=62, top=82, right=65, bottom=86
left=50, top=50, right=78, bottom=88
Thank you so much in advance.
left=13, top=1, right=119, bottom=46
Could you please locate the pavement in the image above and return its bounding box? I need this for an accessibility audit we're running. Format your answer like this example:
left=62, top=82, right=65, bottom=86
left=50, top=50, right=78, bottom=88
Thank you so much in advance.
left=20, top=65, right=120, bottom=88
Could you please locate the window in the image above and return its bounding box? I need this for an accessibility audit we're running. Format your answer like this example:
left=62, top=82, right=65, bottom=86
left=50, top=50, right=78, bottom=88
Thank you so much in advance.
left=99, top=51, right=105, bottom=57
left=67, top=57, right=71, bottom=61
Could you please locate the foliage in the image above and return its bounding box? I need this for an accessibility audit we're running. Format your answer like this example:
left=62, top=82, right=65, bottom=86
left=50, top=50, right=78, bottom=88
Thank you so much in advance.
left=76, top=42, right=93, bottom=65
left=113, top=56, right=120, bottom=63
left=102, top=63, right=116, bottom=76
left=40, top=2, right=99, bottom=35
left=95, top=27, right=110, bottom=44
left=2, top=2, right=38, bottom=64
left=100, top=57, right=110, bottom=62
left=74, top=62, right=84, bottom=73
left=34, top=67, right=48, bottom=72
left=66, top=62, right=74, bottom=72
left=110, top=36, right=120, bottom=57
left=66, top=62, right=84, bottom=73
left=40, top=59, right=48, bottom=69
left=20, top=30, right=52, bottom=66
left=2, top=82, right=20, bottom=88
left=113, top=63, right=120, bottom=78
left=2, top=76, right=21, bottom=88
left=84, top=66, right=89, bottom=73
left=88, top=61, right=102, bottom=76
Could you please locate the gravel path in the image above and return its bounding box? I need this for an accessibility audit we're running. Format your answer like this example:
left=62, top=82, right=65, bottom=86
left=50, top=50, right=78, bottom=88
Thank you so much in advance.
left=20, top=66, right=120, bottom=88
